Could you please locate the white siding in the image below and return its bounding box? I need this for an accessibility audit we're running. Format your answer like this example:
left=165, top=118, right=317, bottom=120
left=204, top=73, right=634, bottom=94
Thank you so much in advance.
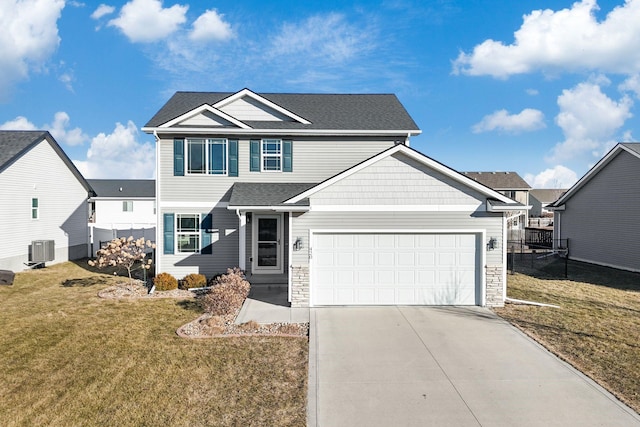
left=93, top=199, right=156, bottom=227
left=218, top=97, right=291, bottom=121
left=0, top=140, right=89, bottom=271
left=180, top=111, right=233, bottom=127
left=311, top=153, right=484, bottom=206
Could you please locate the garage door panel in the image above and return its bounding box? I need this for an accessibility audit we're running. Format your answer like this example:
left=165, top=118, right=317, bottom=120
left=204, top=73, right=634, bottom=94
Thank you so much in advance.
left=313, top=233, right=480, bottom=306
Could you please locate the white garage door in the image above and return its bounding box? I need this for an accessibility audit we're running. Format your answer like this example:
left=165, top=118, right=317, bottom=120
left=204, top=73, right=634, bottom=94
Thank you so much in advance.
left=312, top=233, right=479, bottom=306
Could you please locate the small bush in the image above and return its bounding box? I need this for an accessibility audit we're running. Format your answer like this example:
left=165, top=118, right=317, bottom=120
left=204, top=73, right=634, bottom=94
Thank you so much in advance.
left=201, top=268, right=250, bottom=316
left=180, top=273, right=207, bottom=289
left=153, top=272, right=178, bottom=291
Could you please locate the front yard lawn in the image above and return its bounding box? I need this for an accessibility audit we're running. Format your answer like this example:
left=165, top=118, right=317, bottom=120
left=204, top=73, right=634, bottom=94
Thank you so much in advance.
left=495, top=260, right=640, bottom=414
left=0, top=262, right=308, bottom=426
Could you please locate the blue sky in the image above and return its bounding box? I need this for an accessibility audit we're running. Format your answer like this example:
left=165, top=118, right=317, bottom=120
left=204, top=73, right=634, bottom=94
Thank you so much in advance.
left=1, top=0, right=639, bottom=188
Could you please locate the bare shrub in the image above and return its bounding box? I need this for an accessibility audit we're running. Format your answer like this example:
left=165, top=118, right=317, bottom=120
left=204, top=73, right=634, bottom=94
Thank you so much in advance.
left=237, top=320, right=260, bottom=333
left=180, top=273, right=207, bottom=289
left=88, top=237, right=155, bottom=283
left=201, top=268, right=250, bottom=316
left=153, top=273, right=178, bottom=291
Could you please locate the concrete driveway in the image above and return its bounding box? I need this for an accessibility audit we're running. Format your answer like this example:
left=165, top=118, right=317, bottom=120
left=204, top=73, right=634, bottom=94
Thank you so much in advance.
left=307, top=306, right=640, bottom=427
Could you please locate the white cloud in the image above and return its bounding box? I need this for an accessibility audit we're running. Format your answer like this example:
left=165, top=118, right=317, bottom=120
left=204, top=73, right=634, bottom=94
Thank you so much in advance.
left=472, top=108, right=545, bottom=134
left=0, top=0, right=65, bottom=99
left=91, top=4, right=115, bottom=20
left=0, top=112, right=88, bottom=146
left=548, top=81, right=633, bottom=162
left=269, top=13, right=375, bottom=63
left=525, top=165, right=578, bottom=188
left=189, top=9, right=233, bottom=42
left=453, top=0, right=640, bottom=78
left=108, top=0, right=188, bottom=43
left=75, top=121, right=155, bottom=179
left=526, top=88, right=539, bottom=96
left=619, top=73, right=640, bottom=99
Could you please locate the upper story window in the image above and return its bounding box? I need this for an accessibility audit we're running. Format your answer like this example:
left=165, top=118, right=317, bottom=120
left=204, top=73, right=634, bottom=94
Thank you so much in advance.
left=31, top=198, right=38, bottom=219
left=123, top=201, right=133, bottom=212
left=186, top=138, right=227, bottom=175
left=262, top=139, right=282, bottom=171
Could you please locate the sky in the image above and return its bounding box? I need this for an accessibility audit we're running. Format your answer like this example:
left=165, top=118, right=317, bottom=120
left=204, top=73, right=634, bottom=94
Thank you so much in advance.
left=1, top=0, right=639, bottom=188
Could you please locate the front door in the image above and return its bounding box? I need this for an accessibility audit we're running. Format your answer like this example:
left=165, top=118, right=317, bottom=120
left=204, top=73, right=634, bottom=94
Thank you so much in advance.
left=253, top=214, right=282, bottom=273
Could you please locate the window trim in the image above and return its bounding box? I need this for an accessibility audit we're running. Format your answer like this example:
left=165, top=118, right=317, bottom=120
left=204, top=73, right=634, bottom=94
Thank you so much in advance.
left=175, top=213, right=201, bottom=254
left=261, top=138, right=282, bottom=172
left=122, top=200, right=133, bottom=212
left=185, top=138, right=228, bottom=176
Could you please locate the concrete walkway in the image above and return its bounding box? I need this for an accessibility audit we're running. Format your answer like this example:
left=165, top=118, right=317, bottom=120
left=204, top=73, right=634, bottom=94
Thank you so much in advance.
left=308, top=306, right=640, bottom=427
left=234, top=285, right=309, bottom=324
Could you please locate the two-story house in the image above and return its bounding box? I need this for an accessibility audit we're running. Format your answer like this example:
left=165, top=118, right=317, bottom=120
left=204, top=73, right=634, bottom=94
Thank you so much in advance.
left=88, top=179, right=156, bottom=256
left=0, top=130, right=93, bottom=271
left=143, top=89, right=522, bottom=308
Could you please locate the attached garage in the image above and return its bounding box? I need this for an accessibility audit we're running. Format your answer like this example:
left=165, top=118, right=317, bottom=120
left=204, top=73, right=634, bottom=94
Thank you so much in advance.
left=311, top=231, right=482, bottom=306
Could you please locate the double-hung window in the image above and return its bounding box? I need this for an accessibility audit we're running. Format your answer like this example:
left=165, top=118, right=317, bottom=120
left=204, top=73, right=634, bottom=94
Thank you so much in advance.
left=186, top=138, right=227, bottom=175
left=176, top=214, right=200, bottom=253
left=262, top=139, right=282, bottom=171
left=31, top=198, right=38, bottom=219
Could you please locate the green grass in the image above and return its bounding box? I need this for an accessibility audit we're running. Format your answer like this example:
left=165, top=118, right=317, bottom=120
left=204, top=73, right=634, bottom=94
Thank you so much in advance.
left=0, top=261, right=308, bottom=426
left=495, top=259, right=640, bottom=414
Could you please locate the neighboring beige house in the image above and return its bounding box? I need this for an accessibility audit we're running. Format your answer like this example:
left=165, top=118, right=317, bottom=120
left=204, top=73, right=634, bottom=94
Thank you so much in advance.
left=461, top=172, right=531, bottom=239
left=549, top=143, right=640, bottom=273
left=529, top=188, right=566, bottom=218
left=88, top=179, right=156, bottom=256
left=143, top=89, right=524, bottom=308
left=0, top=131, right=93, bottom=271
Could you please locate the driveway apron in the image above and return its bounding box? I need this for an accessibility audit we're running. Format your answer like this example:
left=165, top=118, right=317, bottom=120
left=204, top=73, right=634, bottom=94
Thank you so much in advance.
left=308, top=306, right=640, bottom=427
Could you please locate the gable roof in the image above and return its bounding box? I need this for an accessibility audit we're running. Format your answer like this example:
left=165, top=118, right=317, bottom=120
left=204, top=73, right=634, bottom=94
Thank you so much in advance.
left=550, top=143, right=640, bottom=208
left=461, top=171, right=531, bottom=190
left=0, top=130, right=93, bottom=194
left=143, top=89, right=421, bottom=135
left=286, top=144, right=519, bottom=207
left=88, top=179, right=155, bottom=198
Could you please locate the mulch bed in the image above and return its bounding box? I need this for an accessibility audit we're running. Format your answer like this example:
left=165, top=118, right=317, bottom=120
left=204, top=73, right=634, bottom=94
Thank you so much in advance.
left=98, top=282, right=308, bottom=338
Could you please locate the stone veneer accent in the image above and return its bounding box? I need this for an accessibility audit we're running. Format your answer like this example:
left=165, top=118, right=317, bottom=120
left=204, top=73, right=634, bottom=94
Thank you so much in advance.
left=485, top=265, right=504, bottom=307
left=291, top=265, right=310, bottom=307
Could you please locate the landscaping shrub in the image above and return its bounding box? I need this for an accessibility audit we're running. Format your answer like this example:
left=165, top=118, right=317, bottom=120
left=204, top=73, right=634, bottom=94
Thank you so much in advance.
left=201, top=268, right=250, bottom=316
left=180, top=273, right=207, bottom=290
left=153, top=272, right=178, bottom=291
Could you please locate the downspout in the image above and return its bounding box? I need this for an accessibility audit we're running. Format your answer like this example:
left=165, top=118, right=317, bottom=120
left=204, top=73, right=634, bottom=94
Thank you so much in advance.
left=153, top=130, right=161, bottom=275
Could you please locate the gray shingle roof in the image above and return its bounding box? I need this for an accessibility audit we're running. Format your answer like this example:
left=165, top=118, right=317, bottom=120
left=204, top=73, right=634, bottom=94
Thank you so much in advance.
left=0, top=130, right=49, bottom=171
left=88, top=179, right=155, bottom=198
left=529, top=189, right=567, bottom=204
left=621, top=142, right=640, bottom=155
left=144, top=91, right=420, bottom=131
left=228, top=183, right=317, bottom=206
left=461, top=172, right=531, bottom=190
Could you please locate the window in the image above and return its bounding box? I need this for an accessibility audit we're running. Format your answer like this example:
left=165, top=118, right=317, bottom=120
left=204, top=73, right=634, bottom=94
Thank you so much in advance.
left=123, top=201, right=133, bottom=212
left=31, top=198, right=38, bottom=219
left=186, top=138, right=227, bottom=175
left=262, top=139, right=282, bottom=171
left=176, top=214, right=200, bottom=253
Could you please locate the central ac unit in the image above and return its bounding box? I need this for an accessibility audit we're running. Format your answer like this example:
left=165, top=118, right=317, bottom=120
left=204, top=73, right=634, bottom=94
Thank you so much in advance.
left=30, top=240, right=55, bottom=263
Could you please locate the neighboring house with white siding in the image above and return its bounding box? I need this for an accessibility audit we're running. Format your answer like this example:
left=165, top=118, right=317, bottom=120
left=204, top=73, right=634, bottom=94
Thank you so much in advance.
left=143, top=89, right=524, bottom=307
left=549, top=143, right=640, bottom=273
left=88, top=179, right=156, bottom=256
left=529, top=188, right=566, bottom=218
left=0, top=131, right=93, bottom=272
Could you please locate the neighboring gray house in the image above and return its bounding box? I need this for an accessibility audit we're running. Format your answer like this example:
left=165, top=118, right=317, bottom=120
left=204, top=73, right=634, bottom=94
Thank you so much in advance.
left=88, top=179, right=156, bottom=256
left=461, top=172, right=531, bottom=238
left=143, top=89, right=523, bottom=307
left=0, top=131, right=93, bottom=271
left=529, top=188, right=566, bottom=218
left=549, top=143, right=640, bottom=273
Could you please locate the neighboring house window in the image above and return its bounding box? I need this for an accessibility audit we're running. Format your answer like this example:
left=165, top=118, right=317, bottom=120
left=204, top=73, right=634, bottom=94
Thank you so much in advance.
left=504, top=190, right=516, bottom=199
left=123, top=201, right=133, bottom=212
left=31, top=198, right=38, bottom=219
left=262, top=139, right=282, bottom=171
left=186, top=138, right=227, bottom=175
left=176, top=214, right=200, bottom=253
